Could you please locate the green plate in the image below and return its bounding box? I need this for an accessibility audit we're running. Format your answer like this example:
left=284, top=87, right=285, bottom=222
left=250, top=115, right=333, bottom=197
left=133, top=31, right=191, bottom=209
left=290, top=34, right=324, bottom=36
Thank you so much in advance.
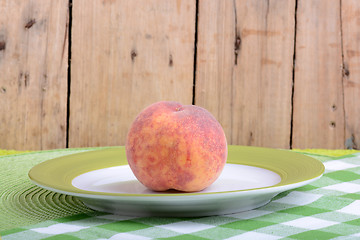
left=29, top=145, right=324, bottom=217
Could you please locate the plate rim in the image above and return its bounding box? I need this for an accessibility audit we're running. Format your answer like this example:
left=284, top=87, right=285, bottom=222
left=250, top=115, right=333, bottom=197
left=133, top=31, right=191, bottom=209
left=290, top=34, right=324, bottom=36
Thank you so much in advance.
left=28, top=145, right=325, bottom=197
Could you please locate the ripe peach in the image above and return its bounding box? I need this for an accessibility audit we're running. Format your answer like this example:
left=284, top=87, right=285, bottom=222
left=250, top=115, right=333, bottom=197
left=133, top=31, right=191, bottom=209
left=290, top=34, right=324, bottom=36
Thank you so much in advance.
left=125, top=101, right=227, bottom=192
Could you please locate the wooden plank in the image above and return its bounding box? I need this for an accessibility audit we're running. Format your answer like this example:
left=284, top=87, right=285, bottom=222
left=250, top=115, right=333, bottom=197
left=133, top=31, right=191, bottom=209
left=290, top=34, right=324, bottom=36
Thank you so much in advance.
left=292, top=0, right=345, bottom=149
left=195, top=0, right=295, bottom=148
left=69, top=0, right=196, bottom=147
left=342, top=0, right=360, bottom=149
left=0, top=0, right=68, bottom=150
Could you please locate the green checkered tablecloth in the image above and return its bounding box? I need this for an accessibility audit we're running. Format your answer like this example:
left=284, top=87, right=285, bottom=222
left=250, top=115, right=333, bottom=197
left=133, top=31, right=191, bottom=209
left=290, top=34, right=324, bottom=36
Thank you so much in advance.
left=1, top=148, right=360, bottom=239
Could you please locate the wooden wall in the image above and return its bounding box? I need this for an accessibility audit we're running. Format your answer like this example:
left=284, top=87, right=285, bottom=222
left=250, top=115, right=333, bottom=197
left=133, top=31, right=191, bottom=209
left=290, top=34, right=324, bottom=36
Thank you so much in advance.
left=0, top=0, right=359, bottom=150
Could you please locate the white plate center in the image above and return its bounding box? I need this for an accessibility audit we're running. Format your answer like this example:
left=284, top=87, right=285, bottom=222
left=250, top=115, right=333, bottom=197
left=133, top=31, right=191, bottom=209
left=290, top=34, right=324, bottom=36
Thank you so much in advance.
left=72, top=164, right=281, bottom=194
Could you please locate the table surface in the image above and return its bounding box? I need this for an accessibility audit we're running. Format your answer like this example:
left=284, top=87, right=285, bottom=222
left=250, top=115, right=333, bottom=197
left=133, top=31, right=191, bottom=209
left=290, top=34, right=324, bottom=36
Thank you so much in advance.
left=1, top=148, right=360, bottom=240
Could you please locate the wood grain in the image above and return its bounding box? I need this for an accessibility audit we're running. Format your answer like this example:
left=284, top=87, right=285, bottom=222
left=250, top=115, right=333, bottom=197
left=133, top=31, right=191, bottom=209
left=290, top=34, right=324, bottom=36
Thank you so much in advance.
left=1, top=0, right=359, bottom=150
left=195, top=0, right=295, bottom=148
left=69, top=0, right=196, bottom=147
left=292, top=0, right=345, bottom=149
left=0, top=0, right=68, bottom=150
left=342, top=0, right=360, bottom=149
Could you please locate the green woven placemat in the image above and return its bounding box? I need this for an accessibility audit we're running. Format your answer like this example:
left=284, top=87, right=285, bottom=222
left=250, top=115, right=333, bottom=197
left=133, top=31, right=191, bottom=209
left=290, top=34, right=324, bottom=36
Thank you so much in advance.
left=0, top=148, right=113, bottom=231
left=292, top=148, right=360, bottom=157
left=0, top=147, right=358, bottom=232
left=0, top=149, right=30, bottom=156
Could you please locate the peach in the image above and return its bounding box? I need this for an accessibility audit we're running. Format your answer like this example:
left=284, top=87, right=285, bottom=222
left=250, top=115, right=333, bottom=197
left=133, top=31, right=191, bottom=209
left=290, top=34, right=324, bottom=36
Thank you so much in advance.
left=125, top=101, right=227, bottom=192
